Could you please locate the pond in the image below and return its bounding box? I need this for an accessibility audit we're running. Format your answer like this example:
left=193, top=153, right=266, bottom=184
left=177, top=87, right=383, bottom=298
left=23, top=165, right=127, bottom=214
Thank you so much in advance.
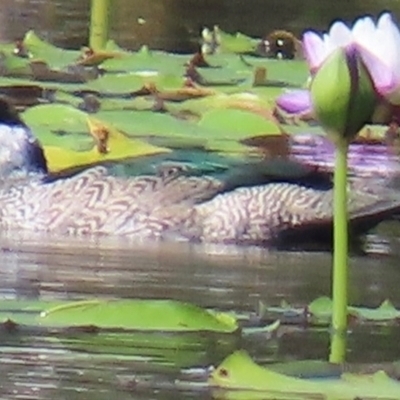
left=1, top=233, right=400, bottom=399
left=2, top=0, right=400, bottom=51
left=1, top=1, right=400, bottom=399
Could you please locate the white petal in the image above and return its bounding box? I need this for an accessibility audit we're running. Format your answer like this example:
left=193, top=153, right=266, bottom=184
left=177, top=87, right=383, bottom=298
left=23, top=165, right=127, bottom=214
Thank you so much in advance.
left=352, top=16, right=378, bottom=54
left=327, top=21, right=353, bottom=49
left=302, top=31, right=327, bottom=70
left=377, top=13, right=400, bottom=78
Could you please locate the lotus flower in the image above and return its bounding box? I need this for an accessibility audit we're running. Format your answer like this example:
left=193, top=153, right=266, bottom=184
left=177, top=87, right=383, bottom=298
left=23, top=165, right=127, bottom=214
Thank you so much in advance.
left=276, top=12, right=400, bottom=120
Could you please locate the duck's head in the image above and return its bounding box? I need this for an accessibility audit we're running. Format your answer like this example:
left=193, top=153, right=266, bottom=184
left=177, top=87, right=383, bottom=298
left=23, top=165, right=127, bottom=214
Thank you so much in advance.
left=0, top=97, right=48, bottom=179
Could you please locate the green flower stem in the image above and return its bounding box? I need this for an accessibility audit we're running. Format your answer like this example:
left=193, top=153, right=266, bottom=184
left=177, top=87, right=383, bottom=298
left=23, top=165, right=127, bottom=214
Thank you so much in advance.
left=89, top=0, right=110, bottom=50
left=329, top=138, right=349, bottom=364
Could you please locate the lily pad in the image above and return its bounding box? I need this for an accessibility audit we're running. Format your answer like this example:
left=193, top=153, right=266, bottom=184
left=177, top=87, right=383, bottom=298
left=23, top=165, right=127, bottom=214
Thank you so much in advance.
left=180, top=92, right=276, bottom=119
left=217, top=30, right=259, bottom=54
left=308, top=296, right=334, bottom=323
left=0, top=298, right=238, bottom=370
left=350, top=300, right=400, bottom=322
left=38, top=299, right=238, bottom=333
left=206, top=54, right=309, bottom=87
left=101, top=46, right=187, bottom=75
left=198, top=108, right=281, bottom=138
left=262, top=297, right=400, bottom=326
left=22, top=104, right=169, bottom=172
left=0, top=52, right=32, bottom=77
left=23, top=30, right=80, bottom=68
left=84, top=72, right=185, bottom=96
left=209, top=350, right=400, bottom=400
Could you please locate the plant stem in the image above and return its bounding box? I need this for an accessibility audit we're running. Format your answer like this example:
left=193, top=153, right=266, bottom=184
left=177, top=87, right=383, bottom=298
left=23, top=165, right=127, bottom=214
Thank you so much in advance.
left=89, top=0, right=110, bottom=50
left=329, top=138, right=349, bottom=364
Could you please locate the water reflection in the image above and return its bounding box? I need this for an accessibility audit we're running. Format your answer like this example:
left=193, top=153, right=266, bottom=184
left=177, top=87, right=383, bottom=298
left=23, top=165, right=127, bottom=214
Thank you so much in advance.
left=1, top=232, right=400, bottom=309
left=2, top=0, right=400, bottom=51
left=0, top=229, right=399, bottom=397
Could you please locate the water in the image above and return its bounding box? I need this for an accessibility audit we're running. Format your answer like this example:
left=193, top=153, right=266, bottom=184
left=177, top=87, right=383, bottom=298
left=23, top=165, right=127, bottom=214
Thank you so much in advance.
left=1, top=1, right=400, bottom=398
left=0, top=233, right=400, bottom=398
left=2, top=0, right=400, bottom=51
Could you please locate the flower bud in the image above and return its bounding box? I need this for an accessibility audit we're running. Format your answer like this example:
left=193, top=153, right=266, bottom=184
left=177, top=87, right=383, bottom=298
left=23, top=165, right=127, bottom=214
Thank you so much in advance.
left=310, top=47, right=377, bottom=143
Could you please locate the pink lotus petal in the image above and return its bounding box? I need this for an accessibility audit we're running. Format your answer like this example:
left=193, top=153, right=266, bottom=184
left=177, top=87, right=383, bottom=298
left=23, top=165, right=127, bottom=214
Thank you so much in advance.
left=302, top=31, right=327, bottom=72
left=276, top=90, right=313, bottom=115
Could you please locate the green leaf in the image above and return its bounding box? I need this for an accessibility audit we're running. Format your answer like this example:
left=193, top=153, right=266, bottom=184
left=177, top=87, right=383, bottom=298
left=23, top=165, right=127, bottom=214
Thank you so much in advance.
left=22, top=104, right=170, bottom=172
left=38, top=299, right=238, bottom=332
left=96, top=109, right=261, bottom=154
left=0, top=52, right=32, bottom=77
left=198, top=108, right=281, bottom=137
left=349, top=300, right=400, bottom=322
left=101, top=47, right=186, bottom=75
left=217, top=30, right=259, bottom=54
left=0, top=298, right=237, bottom=370
left=179, top=92, right=272, bottom=116
left=308, top=296, right=333, bottom=322
left=209, top=350, right=400, bottom=399
left=242, top=320, right=280, bottom=337
left=23, top=30, right=80, bottom=68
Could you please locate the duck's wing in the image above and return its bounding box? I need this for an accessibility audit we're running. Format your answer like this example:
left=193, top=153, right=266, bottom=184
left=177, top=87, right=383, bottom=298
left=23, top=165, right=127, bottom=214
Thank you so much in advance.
left=276, top=179, right=400, bottom=247
left=219, top=158, right=332, bottom=192
left=190, top=179, right=400, bottom=245
left=0, top=166, right=224, bottom=237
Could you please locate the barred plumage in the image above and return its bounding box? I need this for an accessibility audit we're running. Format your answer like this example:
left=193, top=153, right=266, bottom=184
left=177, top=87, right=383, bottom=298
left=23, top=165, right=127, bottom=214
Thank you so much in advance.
left=0, top=96, right=399, bottom=247
left=0, top=164, right=398, bottom=245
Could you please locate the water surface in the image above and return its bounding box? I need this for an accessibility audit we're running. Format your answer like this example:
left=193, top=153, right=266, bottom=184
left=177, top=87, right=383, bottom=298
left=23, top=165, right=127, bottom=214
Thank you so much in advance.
left=1, top=233, right=400, bottom=399
left=1, top=1, right=400, bottom=399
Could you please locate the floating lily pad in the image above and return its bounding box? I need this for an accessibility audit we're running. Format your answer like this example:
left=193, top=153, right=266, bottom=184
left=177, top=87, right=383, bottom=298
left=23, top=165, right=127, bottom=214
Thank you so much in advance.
left=0, top=298, right=239, bottom=369
left=96, top=109, right=267, bottom=155
left=97, top=109, right=208, bottom=146
left=262, top=297, right=400, bottom=326
left=84, top=72, right=185, bottom=96
left=22, top=104, right=169, bottom=172
left=0, top=52, right=32, bottom=77
left=23, top=30, right=80, bottom=68
left=217, top=30, right=259, bottom=54
left=209, top=350, right=400, bottom=399
left=198, top=108, right=280, bottom=138
left=251, top=58, right=309, bottom=87
left=101, top=46, right=187, bottom=75
left=180, top=92, right=275, bottom=117
left=195, top=65, right=252, bottom=86
left=38, top=299, right=238, bottom=332
left=85, top=73, right=145, bottom=95
left=206, top=54, right=308, bottom=87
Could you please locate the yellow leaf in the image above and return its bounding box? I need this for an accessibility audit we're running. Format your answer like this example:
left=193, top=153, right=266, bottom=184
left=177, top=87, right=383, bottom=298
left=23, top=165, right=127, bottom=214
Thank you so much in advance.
left=44, top=117, right=170, bottom=173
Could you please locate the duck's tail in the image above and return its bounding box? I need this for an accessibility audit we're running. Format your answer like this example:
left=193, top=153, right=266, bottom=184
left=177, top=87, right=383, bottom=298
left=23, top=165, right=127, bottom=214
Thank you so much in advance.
left=276, top=179, right=400, bottom=248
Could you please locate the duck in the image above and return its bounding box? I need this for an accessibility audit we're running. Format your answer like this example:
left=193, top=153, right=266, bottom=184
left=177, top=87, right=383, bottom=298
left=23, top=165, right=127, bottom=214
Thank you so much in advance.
left=1, top=96, right=400, bottom=249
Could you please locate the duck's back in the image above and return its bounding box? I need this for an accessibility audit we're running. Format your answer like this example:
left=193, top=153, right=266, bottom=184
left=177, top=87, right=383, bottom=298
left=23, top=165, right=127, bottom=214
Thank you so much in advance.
left=0, top=166, right=222, bottom=238
left=1, top=166, right=400, bottom=245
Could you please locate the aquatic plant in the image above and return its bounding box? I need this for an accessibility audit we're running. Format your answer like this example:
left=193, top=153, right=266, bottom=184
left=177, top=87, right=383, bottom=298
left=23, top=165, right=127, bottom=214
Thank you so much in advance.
left=276, top=12, right=400, bottom=118
left=89, top=0, right=111, bottom=50
left=277, top=13, right=400, bottom=364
